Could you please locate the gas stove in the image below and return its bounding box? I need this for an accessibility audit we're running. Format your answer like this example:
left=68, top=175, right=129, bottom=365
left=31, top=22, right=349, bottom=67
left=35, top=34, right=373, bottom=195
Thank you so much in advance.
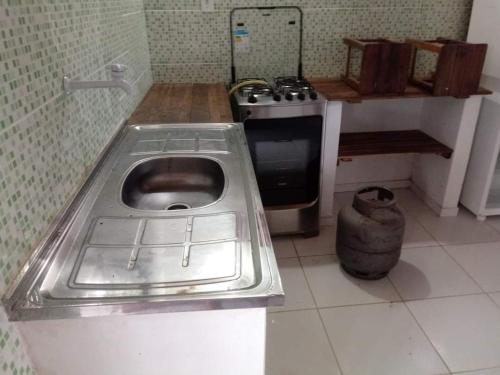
left=229, top=6, right=325, bottom=237
left=233, top=76, right=324, bottom=106
left=230, top=74, right=326, bottom=237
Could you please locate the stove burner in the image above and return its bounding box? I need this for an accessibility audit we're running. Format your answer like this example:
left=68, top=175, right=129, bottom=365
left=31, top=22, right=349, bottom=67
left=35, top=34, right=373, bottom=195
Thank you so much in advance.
left=233, top=76, right=319, bottom=103
left=238, top=78, right=273, bottom=98
left=274, top=76, right=314, bottom=98
left=241, top=85, right=272, bottom=95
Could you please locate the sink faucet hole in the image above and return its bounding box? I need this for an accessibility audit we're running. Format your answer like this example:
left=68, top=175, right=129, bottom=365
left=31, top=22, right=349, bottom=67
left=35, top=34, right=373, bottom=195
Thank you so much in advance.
left=166, top=203, right=191, bottom=211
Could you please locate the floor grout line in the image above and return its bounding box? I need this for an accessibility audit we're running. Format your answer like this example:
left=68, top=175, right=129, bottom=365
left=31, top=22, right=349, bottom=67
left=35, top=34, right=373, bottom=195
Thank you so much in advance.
left=402, top=243, right=442, bottom=249
left=387, top=276, right=453, bottom=374
left=452, top=365, right=500, bottom=374
left=441, top=238, right=500, bottom=248
left=485, top=292, right=500, bottom=312
left=401, top=206, right=444, bottom=245
left=290, top=235, right=299, bottom=258
left=316, top=309, right=346, bottom=375
left=296, top=252, right=336, bottom=258
left=385, top=242, right=489, bottom=302
left=437, top=238, right=500, bottom=247
left=297, top=256, right=345, bottom=375
left=407, top=208, right=500, bottom=248
left=402, top=299, right=454, bottom=375
left=439, top=244, right=489, bottom=295
left=266, top=307, right=318, bottom=316
left=438, top=238, right=500, bottom=304
left=484, top=219, right=500, bottom=236
left=480, top=208, right=500, bottom=231
left=269, top=290, right=491, bottom=315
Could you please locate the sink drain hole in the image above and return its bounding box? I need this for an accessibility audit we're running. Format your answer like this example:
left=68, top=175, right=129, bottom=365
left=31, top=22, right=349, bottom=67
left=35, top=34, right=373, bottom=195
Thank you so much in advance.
left=166, top=203, right=191, bottom=211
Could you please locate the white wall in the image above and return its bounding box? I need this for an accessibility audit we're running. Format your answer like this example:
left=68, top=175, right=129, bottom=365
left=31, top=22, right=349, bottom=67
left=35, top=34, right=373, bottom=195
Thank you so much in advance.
left=336, top=98, right=424, bottom=191
left=341, top=98, right=425, bottom=133
left=468, top=0, right=500, bottom=79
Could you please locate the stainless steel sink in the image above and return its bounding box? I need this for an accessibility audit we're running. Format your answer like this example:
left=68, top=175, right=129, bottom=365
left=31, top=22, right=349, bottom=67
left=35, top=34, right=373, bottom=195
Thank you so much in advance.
left=122, top=157, right=225, bottom=211
left=4, top=123, right=284, bottom=321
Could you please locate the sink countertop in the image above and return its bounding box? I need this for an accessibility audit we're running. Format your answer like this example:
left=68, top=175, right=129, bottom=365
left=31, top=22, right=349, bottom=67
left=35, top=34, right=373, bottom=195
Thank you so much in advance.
left=3, top=123, right=283, bottom=321
left=127, top=84, right=233, bottom=125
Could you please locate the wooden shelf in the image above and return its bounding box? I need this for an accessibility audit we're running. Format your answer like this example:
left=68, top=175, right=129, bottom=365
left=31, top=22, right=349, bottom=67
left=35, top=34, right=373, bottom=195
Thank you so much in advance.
left=309, top=78, right=491, bottom=103
left=339, top=130, right=453, bottom=159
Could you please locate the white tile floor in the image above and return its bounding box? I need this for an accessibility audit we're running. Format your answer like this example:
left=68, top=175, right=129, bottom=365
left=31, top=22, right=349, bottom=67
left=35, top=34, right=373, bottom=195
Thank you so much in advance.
left=266, top=189, right=500, bottom=375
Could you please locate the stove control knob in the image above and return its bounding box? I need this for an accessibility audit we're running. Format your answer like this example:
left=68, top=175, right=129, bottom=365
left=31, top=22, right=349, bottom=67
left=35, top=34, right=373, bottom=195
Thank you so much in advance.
left=248, top=94, right=258, bottom=104
left=298, top=92, right=306, bottom=101
left=310, top=91, right=318, bottom=100
left=273, top=94, right=282, bottom=102
left=285, top=93, right=294, bottom=101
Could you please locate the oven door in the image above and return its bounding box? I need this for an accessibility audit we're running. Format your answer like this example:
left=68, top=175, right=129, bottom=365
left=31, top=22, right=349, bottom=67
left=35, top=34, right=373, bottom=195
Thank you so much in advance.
left=244, top=115, right=323, bottom=207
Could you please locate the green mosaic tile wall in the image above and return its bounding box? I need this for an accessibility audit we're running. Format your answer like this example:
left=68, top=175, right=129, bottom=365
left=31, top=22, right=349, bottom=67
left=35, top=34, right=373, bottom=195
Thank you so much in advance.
left=0, top=1, right=152, bottom=373
left=144, top=0, right=473, bottom=83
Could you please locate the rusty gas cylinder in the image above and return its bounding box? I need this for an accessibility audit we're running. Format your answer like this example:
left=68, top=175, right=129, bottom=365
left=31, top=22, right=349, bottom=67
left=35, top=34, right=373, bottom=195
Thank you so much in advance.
left=336, top=186, right=405, bottom=280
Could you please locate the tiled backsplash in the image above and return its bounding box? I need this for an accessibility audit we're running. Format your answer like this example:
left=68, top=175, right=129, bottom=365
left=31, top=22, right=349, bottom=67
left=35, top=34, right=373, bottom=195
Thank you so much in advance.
left=0, top=1, right=152, bottom=373
left=145, top=0, right=473, bottom=83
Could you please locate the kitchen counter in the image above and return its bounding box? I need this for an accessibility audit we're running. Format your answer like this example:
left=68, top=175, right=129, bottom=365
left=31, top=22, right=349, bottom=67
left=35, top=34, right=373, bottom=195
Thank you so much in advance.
left=309, top=78, right=492, bottom=103
left=128, top=82, right=491, bottom=123
left=128, top=83, right=233, bottom=124
left=6, top=123, right=280, bottom=375
left=4, top=123, right=283, bottom=321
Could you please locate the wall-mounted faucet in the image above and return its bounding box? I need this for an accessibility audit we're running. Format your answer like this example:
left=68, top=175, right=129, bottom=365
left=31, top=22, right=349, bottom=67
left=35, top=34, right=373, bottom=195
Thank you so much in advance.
left=63, top=64, right=132, bottom=95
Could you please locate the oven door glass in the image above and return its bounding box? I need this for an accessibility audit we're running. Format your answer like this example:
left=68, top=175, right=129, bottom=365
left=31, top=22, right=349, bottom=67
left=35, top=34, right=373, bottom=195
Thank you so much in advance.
left=244, top=116, right=323, bottom=206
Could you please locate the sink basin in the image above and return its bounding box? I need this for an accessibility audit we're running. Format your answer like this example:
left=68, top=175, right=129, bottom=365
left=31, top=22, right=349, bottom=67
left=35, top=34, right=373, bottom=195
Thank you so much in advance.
left=122, top=157, right=225, bottom=211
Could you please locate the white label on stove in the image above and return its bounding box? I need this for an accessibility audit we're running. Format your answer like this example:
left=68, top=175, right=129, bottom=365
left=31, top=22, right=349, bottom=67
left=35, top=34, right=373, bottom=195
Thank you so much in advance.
left=201, top=0, right=214, bottom=12
left=234, top=26, right=250, bottom=53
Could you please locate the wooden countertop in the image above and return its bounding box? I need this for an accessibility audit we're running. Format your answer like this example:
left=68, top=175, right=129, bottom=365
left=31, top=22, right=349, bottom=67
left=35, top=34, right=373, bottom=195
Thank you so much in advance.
left=127, top=80, right=492, bottom=125
left=309, top=78, right=492, bottom=103
left=128, top=83, right=233, bottom=125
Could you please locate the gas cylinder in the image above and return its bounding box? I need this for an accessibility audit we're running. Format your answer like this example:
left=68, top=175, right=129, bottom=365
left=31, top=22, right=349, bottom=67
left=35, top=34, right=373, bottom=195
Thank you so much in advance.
left=337, top=187, right=405, bottom=280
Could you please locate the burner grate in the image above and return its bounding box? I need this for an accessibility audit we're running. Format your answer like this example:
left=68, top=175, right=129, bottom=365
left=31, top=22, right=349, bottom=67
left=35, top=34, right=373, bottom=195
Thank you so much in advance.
left=232, top=75, right=320, bottom=103
left=274, top=76, right=313, bottom=95
left=236, top=78, right=272, bottom=97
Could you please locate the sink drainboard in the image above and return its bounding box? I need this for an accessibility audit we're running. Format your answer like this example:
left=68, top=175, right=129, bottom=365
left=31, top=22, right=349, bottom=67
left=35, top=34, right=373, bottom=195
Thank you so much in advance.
left=70, top=212, right=240, bottom=288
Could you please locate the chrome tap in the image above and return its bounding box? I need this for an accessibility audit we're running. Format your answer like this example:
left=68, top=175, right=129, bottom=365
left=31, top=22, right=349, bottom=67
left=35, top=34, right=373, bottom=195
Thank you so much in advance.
left=63, top=64, right=132, bottom=95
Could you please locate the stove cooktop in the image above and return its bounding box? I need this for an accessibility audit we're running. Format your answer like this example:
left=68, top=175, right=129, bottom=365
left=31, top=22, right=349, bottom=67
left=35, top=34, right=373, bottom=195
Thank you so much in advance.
left=233, top=76, right=323, bottom=106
